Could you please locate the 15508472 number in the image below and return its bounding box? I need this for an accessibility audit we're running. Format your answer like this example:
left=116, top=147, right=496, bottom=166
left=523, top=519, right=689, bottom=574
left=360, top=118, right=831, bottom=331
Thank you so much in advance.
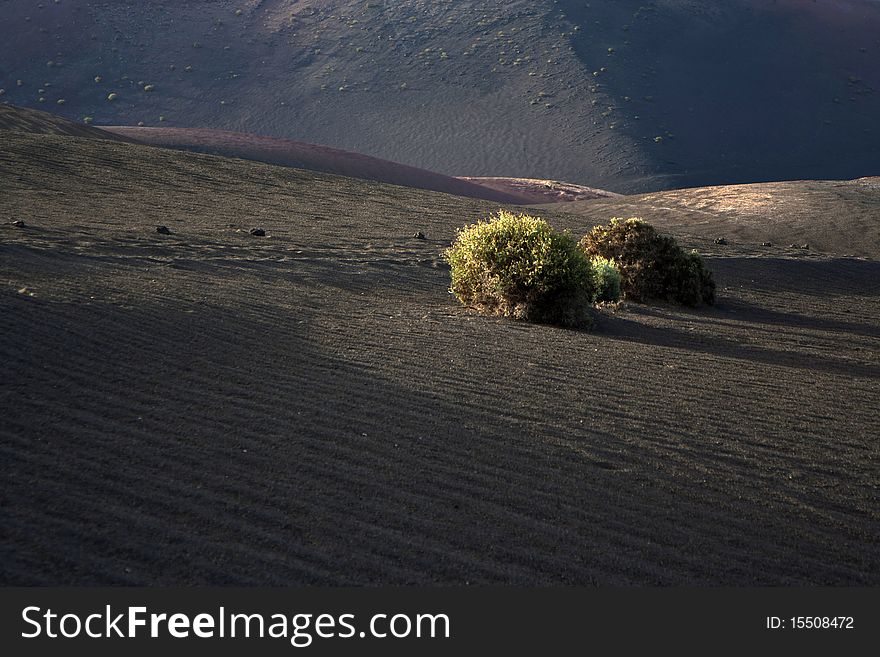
left=790, top=617, right=854, bottom=629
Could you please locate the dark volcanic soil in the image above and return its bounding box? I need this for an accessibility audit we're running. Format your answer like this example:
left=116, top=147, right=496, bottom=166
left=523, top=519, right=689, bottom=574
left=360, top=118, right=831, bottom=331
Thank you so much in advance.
left=1, top=130, right=878, bottom=585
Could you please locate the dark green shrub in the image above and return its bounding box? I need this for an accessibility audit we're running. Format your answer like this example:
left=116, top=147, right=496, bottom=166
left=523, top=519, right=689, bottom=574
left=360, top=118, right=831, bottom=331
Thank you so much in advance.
left=444, top=210, right=595, bottom=327
left=670, top=249, right=716, bottom=307
left=588, top=256, right=622, bottom=303
left=579, top=218, right=715, bottom=306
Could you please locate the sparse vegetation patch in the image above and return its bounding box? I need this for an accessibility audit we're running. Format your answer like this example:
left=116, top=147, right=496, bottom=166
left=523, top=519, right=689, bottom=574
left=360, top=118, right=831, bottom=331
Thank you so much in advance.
left=579, top=218, right=715, bottom=306
left=444, top=210, right=595, bottom=328
left=589, top=256, right=621, bottom=303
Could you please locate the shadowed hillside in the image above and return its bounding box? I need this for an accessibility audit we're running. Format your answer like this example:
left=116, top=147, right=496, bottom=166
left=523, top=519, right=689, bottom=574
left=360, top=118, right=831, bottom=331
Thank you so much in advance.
left=0, top=103, right=594, bottom=203
left=2, top=123, right=878, bottom=586
left=102, top=125, right=533, bottom=204
left=1, top=0, right=878, bottom=192
left=103, top=124, right=621, bottom=204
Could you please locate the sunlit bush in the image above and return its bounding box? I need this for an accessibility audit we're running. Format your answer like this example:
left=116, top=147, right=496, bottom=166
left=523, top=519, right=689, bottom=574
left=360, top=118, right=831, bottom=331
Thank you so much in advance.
left=579, top=218, right=715, bottom=306
left=589, top=256, right=621, bottom=303
left=445, top=210, right=595, bottom=327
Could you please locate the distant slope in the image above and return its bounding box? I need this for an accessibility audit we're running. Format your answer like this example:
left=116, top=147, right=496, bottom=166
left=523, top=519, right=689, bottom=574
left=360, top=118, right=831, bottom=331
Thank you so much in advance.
left=458, top=177, right=620, bottom=204
left=0, top=103, right=133, bottom=142
left=102, top=125, right=532, bottom=204
left=1, top=0, right=878, bottom=192
left=547, top=178, right=880, bottom=259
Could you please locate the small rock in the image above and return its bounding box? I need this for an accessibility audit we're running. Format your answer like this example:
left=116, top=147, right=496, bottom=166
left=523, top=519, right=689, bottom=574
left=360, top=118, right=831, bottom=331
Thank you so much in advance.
left=788, top=244, right=797, bottom=249
left=249, top=228, right=266, bottom=236
left=413, top=231, right=426, bottom=239
left=761, top=242, right=772, bottom=247
left=11, top=219, right=26, bottom=228
left=156, top=225, right=172, bottom=235
left=800, top=244, right=809, bottom=250
left=713, top=237, right=728, bottom=245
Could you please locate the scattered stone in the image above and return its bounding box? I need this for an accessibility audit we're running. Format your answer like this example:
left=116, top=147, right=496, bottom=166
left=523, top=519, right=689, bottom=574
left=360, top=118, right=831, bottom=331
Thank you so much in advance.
left=788, top=244, right=797, bottom=249
left=11, top=219, right=26, bottom=228
left=249, top=228, right=266, bottom=236
left=800, top=244, right=810, bottom=250
left=713, top=237, right=728, bottom=245
left=761, top=242, right=772, bottom=247
left=413, top=231, right=426, bottom=240
left=156, top=225, right=172, bottom=235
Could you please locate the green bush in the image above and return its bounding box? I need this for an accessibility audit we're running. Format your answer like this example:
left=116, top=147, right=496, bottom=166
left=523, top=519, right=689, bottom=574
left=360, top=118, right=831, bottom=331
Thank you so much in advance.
left=579, top=218, right=715, bottom=306
left=589, top=256, right=621, bottom=303
left=671, top=249, right=716, bottom=307
left=444, top=210, right=595, bottom=327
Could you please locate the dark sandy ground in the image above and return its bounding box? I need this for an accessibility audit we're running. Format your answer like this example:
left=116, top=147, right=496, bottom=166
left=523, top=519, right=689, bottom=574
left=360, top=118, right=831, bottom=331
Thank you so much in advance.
left=1, top=130, right=878, bottom=585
